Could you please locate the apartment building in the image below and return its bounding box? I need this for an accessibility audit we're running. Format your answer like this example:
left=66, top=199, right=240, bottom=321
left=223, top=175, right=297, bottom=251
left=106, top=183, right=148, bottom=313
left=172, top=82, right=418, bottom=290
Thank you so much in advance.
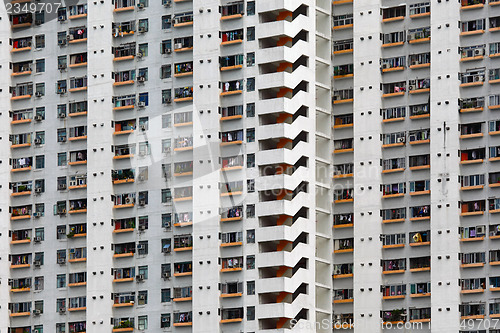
left=2, top=0, right=500, bottom=332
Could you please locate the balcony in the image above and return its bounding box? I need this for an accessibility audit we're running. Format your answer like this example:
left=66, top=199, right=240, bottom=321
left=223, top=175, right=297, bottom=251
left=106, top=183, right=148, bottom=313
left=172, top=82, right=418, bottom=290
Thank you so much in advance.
left=113, top=43, right=136, bottom=61
left=461, top=19, right=486, bottom=36
left=409, top=308, right=431, bottom=323
left=68, top=27, right=87, bottom=43
left=113, top=267, right=135, bottom=282
left=114, top=119, right=136, bottom=135
left=174, top=87, right=193, bottom=102
left=10, top=13, right=32, bottom=28
left=114, top=144, right=135, bottom=159
left=221, top=281, right=243, bottom=297
left=10, top=181, right=32, bottom=197
left=409, top=204, right=429, bottom=221
left=173, top=186, right=193, bottom=202
left=410, top=282, right=431, bottom=297
left=67, top=224, right=87, bottom=238
left=460, top=303, right=485, bottom=320
left=220, top=206, right=243, bottom=222
left=10, top=254, right=31, bottom=269
left=409, top=53, right=430, bottom=69
left=221, top=2, right=244, bottom=20
left=174, top=262, right=193, bottom=277
left=490, top=68, right=500, bottom=84
left=409, top=154, right=430, bottom=171
left=112, top=21, right=135, bottom=37
left=221, top=29, right=243, bottom=46
left=10, top=229, right=31, bottom=245
left=382, top=5, right=405, bottom=22
left=461, top=148, right=485, bottom=164
left=11, top=37, right=32, bottom=52
left=220, top=54, right=244, bottom=71
left=9, top=302, right=31, bottom=317
left=461, top=278, right=486, bottom=293
left=68, top=247, right=87, bottom=263
left=460, top=97, right=484, bottom=113
left=174, top=212, right=193, bottom=227
left=409, top=231, right=430, bottom=246
left=409, top=78, right=430, bottom=94
left=334, top=188, right=353, bottom=203
left=174, top=235, right=193, bottom=252
left=460, top=252, right=486, bottom=268
left=382, top=285, right=406, bottom=300
left=113, top=293, right=135, bottom=307
left=221, top=257, right=243, bottom=272
left=333, top=89, right=353, bottom=104
left=460, top=45, right=486, bottom=61
left=381, top=309, right=407, bottom=324
left=173, top=287, right=192, bottom=301
left=113, top=243, right=136, bottom=258
left=382, top=31, right=405, bottom=47
left=333, top=14, right=353, bottom=30
left=221, top=80, right=243, bottom=96
left=114, top=70, right=135, bottom=86
left=68, top=199, right=87, bottom=214
left=333, top=64, right=353, bottom=79
left=382, top=259, right=406, bottom=274
left=382, top=158, right=405, bottom=174
left=333, top=263, right=353, bottom=279
left=334, top=238, right=354, bottom=253
left=113, top=318, right=134, bottom=332
left=10, top=83, right=33, bottom=101
left=382, top=183, right=406, bottom=199
left=113, top=193, right=136, bottom=208
left=461, top=0, right=485, bottom=9
left=114, top=0, right=135, bottom=11
left=333, top=289, right=354, bottom=303
left=173, top=312, right=192, bottom=326
left=174, top=37, right=193, bottom=52
left=460, top=200, right=485, bottom=216
left=173, top=12, right=193, bottom=27
left=334, top=138, right=353, bottom=153
left=11, top=61, right=32, bottom=77
left=221, top=130, right=244, bottom=146
left=69, top=4, right=87, bottom=19
left=381, top=132, right=404, bottom=148
left=333, top=163, right=353, bottom=178
left=409, top=180, right=430, bottom=196
left=220, top=181, right=243, bottom=197
left=409, top=256, right=430, bottom=272
left=460, top=174, right=485, bottom=191
left=382, top=82, right=406, bottom=98
left=333, top=39, right=353, bottom=55
left=381, top=208, right=406, bottom=223
left=408, top=27, right=431, bottom=43
left=173, top=161, right=193, bottom=176
left=113, top=218, right=136, bottom=233
left=113, top=94, right=136, bottom=110
left=220, top=308, right=243, bottom=324
left=174, top=136, right=193, bottom=151
left=174, top=62, right=193, bottom=77
left=69, top=52, right=87, bottom=68
left=11, top=205, right=32, bottom=220
left=381, top=57, right=405, bottom=73
left=221, top=232, right=243, bottom=247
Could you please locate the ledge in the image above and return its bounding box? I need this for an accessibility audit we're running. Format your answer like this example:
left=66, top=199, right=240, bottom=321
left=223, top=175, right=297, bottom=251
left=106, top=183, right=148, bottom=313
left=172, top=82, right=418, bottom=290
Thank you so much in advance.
left=460, top=107, right=483, bottom=113
left=409, top=241, right=430, bottom=247
left=113, top=179, right=135, bottom=185
left=113, top=277, right=134, bottom=283
left=409, top=139, right=430, bottom=145
left=333, top=173, right=353, bottom=179
left=409, top=114, right=430, bottom=119
left=173, top=21, right=193, bottom=28
left=174, top=47, right=193, bottom=53
left=173, top=196, right=193, bottom=202
left=173, top=97, right=193, bottom=103
left=68, top=282, right=87, bottom=287
left=174, top=71, right=193, bottom=77
left=11, top=167, right=31, bottom=172
left=220, top=217, right=241, bottom=222
left=68, top=161, right=87, bottom=165
left=410, top=216, right=430, bottom=222
left=11, top=287, right=30, bottom=293
left=382, top=269, right=405, bottom=275
left=69, top=13, right=87, bottom=19
left=11, top=191, right=31, bottom=197
left=460, top=81, right=484, bottom=88
left=221, top=166, right=243, bottom=172
left=409, top=88, right=430, bottom=94
left=383, top=244, right=404, bottom=249
left=334, top=198, right=354, bottom=203
left=114, top=129, right=135, bottom=136
left=333, top=123, right=353, bottom=129
left=10, top=239, right=31, bottom=245
left=68, top=258, right=87, bottom=263
left=461, top=3, right=484, bottom=9
left=112, top=328, right=134, bottom=332
left=409, top=63, right=430, bottom=69
left=113, top=6, right=134, bottom=11
left=174, top=146, right=193, bottom=152
left=11, top=143, right=31, bottom=149
left=10, top=264, right=30, bottom=269
left=410, top=293, right=430, bottom=298
left=382, top=41, right=404, bottom=48
left=220, top=65, right=243, bottom=71
left=11, top=70, right=31, bottom=77
left=68, top=209, right=87, bottom=214
left=11, top=95, right=31, bottom=101
left=382, top=168, right=404, bottom=174
left=410, top=190, right=430, bottom=196
left=68, top=38, right=87, bottom=44
left=174, top=221, right=193, bottom=227
left=220, top=267, right=242, bottom=273
left=461, top=159, right=483, bottom=164
left=113, top=253, right=134, bottom=258
left=10, top=312, right=30, bottom=317
left=113, top=203, right=135, bottom=209
left=174, top=247, right=193, bottom=252
left=68, top=135, right=87, bottom=141
left=461, top=315, right=485, bottom=320
left=382, top=92, right=405, bottom=98
left=220, top=115, right=243, bottom=122
left=113, top=154, right=133, bottom=160
left=382, top=16, right=405, bottom=23
left=11, top=47, right=31, bottom=53
left=409, top=37, right=430, bottom=44
left=460, top=133, right=483, bottom=139
left=409, top=165, right=430, bottom=171
left=410, top=12, right=430, bottom=18
left=220, top=242, right=242, bottom=247
left=333, top=148, right=354, bottom=153
left=382, top=218, right=405, bottom=224
left=113, top=105, right=135, bottom=111
left=68, top=111, right=88, bottom=117
left=113, top=80, right=135, bottom=87
left=334, top=74, right=354, bottom=80
left=221, top=40, right=243, bottom=46
left=221, top=293, right=242, bottom=298
left=69, top=62, right=87, bottom=68
left=382, top=66, right=404, bottom=73
left=461, top=185, right=484, bottom=191
left=221, top=14, right=243, bottom=20
left=113, top=228, right=135, bottom=234
left=383, top=295, right=405, bottom=300
left=173, top=322, right=192, bottom=327
left=334, top=248, right=354, bottom=254
left=333, top=98, right=353, bottom=104
left=220, top=90, right=243, bottom=96
left=461, top=288, right=484, bottom=294
left=174, top=171, right=193, bottom=177
left=461, top=263, right=484, bottom=268
left=220, top=318, right=243, bottom=324
left=11, top=215, right=31, bottom=221
left=460, top=211, right=484, bottom=216
left=461, top=55, right=484, bottom=62
left=333, top=273, right=353, bottom=279
left=409, top=267, right=430, bottom=272
left=173, top=272, right=193, bottom=277
left=114, top=55, right=135, bottom=62
left=174, top=121, right=193, bottom=127
left=333, top=299, right=353, bottom=304
left=113, top=302, right=134, bottom=307
left=382, top=193, right=405, bottom=199
left=173, top=297, right=192, bottom=302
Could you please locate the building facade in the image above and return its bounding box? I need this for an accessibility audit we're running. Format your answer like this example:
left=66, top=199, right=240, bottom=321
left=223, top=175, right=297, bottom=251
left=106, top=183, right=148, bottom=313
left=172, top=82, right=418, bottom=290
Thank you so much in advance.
left=1, top=0, right=500, bottom=332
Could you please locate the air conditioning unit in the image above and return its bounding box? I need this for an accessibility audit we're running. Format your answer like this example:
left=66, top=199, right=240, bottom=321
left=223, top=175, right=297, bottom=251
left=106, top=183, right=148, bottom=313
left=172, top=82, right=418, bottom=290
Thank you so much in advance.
left=35, top=91, right=43, bottom=97
left=137, top=76, right=146, bottom=83
left=408, top=84, right=416, bottom=91
left=138, top=224, right=146, bottom=231
left=137, top=101, right=146, bottom=107
left=57, top=258, right=66, bottom=264
left=140, top=124, right=146, bottom=131
left=166, top=98, right=172, bottom=104
left=175, top=43, right=183, bottom=49
left=166, top=48, right=172, bottom=54
left=34, top=236, right=42, bottom=243
left=58, top=64, right=67, bottom=70
left=59, top=113, right=67, bottom=118
left=59, top=137, right=67, bottom=142
left=67, top=34, right=74, bottom=41
left=58, top=229, right=66, bottom=234
left=138, top=27, right=146, bottom=33
left=34, top=138, right=42, bottom=145
left=138, top=295, right=146, bottom=300
left=58, top=15, right=66, bottom=22
left=139, top=199, right=146, bottom=206
left=35, top=20, right=43, bottom=25
left=137, top=3, right=144, bottom=8
left=477, top=225, right=486, bottom=234
left=163, top=0, right=172, bottom=7
left=34, top=260, right=41, bottom=267
left=162, top=272, right=171, bottom=279
left=58, top=39, right=67, bottom=46
left=33, top=212, right=42, bottom=218
left=112, top=28, right=119, bottom=36
left=58, top=88, right=67, bottom=94
left=34, top=115, right=43, bottom=121
left=397, top=137, right=406, bottom=143
left=138, top=175, right=145, bottom=181
left=33, top=309, right=41, bottom=315
left=137, top=244, right=145, bottom=250
left=59, top=184, right=67, bottom=190
left=474, top=48, right=484, bottom=56
left=35, top=187, right=42, bottom=193
left=59, top=307, right=66, bottom=313
left=136, top=52, right=143, bottom=58
left=382, top=63, right=389, bottom=69
left=139, top=150, right=146, bottom=156
left=136, top=274, right=145, bottom=281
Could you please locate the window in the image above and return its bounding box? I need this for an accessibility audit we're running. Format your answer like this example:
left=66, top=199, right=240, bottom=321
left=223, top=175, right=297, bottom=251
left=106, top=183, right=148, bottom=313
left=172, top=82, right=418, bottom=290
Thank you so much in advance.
left=36, top=107, right=45, bottom=119
left=34, top=325, right=43, bottom=333
left=35, top=203, right=44, bottom=216
left=35, top=83, right=45, bottom=96
left=246, top=204, right=255, bottom=218
left=138, top=291, right=148, bottom=305
left=162, top=114, right=172, bottom=128
left=246, top=128, right=255, bottom=142
left=247, top=230, right=255, bottom=243
left=57, top=226, right=66, bottom=239
left=161, top=39, right=172, bottom=54
left=247, top=1, right=255, bottom=15
left=138, top=43, right=148, bottom=57
left=161, top=65, right=172, bottom=79
left=139, top=142, right=151, bottom=155
left=36, top=59, right=45, bottom=73
left=34, top=276, right=44, bottom=290
left=162, top=89, right=172, bottom=104
left=247, top=154, right=255, bottom=167
left=247, top=27, right=255, bottom=41
left=57, top=274, right=66, bottom=288
left=138, top=19, right=149, bottom=32
left=35, top=131, right=45, bottom=144
left=138, top=315, right=148, bottom=330
left=162, top=189, right=172, bottom=203
left=162, top=139, right=171, bottom=153
left=247, top=306, right=255, bottom=320
left=57, top=128, right=67, bottom=142
left=35, top=34, right=45, bottom=48
left=161, top=313, right=171, bottom=328
left=138, top=265, right=148, bottom=279
left=247, top=255, right=255, bottom=269
left=138, top=241, right=148, bottom=255
left=247, top=179, right=255, bottom=193
left=247, top=281, right=255, bottom=295
left=58, top=153, right=67, bottom=166
left=246, top=103, right=255, bottom=117
left=247, top=77, right=255, bottom=91
left=138, top=67, right=148, bottom=81
left=247, top=52, right=255, bottom=66
left=162, top=15, right=172, bottom=29
left=56, top=323, right=65, bottom=333
left=161, top=288, right=171, bottom=302
left=35, top=155, right=45, bottom=169
left=35, top=227, right=44, bottom=241
left=35, top=11, right=45, bottom=23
